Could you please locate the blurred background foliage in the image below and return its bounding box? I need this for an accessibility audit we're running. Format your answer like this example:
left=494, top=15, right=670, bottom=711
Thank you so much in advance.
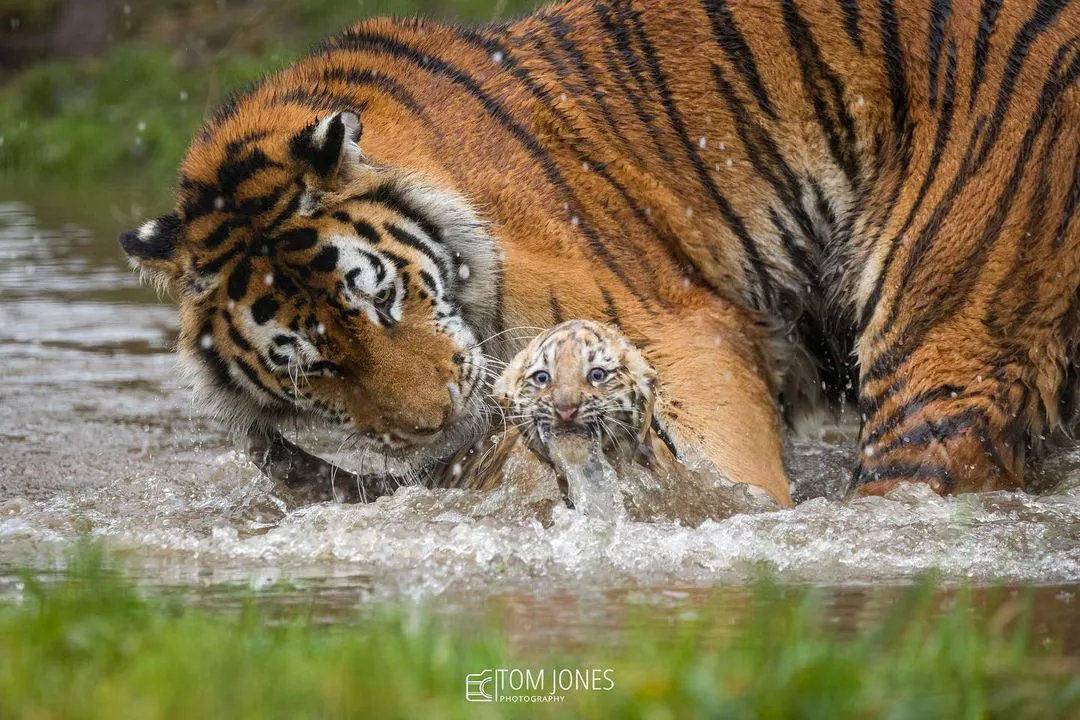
left=0, top=0, right=535, bottom=193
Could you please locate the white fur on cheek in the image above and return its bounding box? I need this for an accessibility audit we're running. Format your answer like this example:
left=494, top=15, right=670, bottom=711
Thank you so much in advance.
left=395, top=174, right=500, bottom=343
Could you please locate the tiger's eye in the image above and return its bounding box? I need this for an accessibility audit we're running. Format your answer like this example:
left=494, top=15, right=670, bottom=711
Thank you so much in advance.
left=373, top=286, right=394, bottom=310
left=588, top=367, right=608, bottom=383
left=530, top=370, right=550, bottom=386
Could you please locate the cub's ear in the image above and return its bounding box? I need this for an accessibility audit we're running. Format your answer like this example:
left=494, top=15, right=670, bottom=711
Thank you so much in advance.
left=492, top=370, right=513, bottom=406
left=492, top=357, right=523, bottom=407
left=119, top=213, right=183, bottom=285
left=290, top=111, right=364, bottom=185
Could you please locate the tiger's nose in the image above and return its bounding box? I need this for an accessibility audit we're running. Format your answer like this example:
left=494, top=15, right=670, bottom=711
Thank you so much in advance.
left=554, top=404, right=579, bottom=423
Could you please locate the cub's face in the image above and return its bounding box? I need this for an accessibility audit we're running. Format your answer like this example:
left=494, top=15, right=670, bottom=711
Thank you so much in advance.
left=494, top=320, right=656, bottom=456
left=120, top=112, right=499, bottom=472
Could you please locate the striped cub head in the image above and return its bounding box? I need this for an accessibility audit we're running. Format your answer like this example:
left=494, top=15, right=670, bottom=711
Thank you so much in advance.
left=494, top=320, right=657, bottom=458
left=120, top=111, right=499, bottom=472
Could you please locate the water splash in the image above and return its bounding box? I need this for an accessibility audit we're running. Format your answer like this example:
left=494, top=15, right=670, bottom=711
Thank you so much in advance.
left=3, top=198, right=1080, bottom=621
left=547, top=435, right=625, bottom=523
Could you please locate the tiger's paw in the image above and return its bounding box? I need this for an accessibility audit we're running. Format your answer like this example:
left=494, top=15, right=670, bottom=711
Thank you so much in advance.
left=849, top=423, right=1025, bottom=497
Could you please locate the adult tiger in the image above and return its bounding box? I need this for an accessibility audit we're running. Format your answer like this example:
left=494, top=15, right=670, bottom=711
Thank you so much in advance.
left=120, top=0, right=1080, bottom=507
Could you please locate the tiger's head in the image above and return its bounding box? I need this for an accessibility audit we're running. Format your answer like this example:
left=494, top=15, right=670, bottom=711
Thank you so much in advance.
left=494, top=320, right=658, bottom=460
left=120, top=111, right=500, bottom=475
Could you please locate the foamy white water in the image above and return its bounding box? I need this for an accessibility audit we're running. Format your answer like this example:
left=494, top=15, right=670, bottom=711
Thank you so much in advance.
left=4, top=442, right=1080, bottom=604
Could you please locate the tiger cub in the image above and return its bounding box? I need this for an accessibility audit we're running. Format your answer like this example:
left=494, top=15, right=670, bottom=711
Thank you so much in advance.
left=493, top=320, right=658, bottom=464
left=493, top=319, right=781, bottom=518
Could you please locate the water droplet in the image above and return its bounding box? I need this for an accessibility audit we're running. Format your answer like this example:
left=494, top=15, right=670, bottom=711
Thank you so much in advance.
left=316, top=323, right=326, bottom=336
left=698, top=136, right=707, bottom=149
left=856, top=95, right=865, bottom=107
left=685, top=207, right=693, bottom=218
left=681, top=278, right=691, bottom=289
left=458, top=263, right=471, bottom=281
left=227, top=300, right=236, bottom=311
left=863, top=445, right=875, bottom=457
left=570, top=215, right=580, bottom=227
left=718, top=142, right=725, bottom=151
left=200, top=333, right=214, bottom=350
left=137, top=120, right=147, bottom=133
left=491, top=50, right=504, bottom=63
left=264, top=273, right=274, bottom=286
left=179, top=89, right=189, bottom=102
left=725, top=158, right=733, bottom=168
left=559, top=93, right=568, bottom=102
left=451, top=463, right=463, bottom=478
left=213, top=196, right=226, bottom=211
left=582, top=161, right=590, bottom=171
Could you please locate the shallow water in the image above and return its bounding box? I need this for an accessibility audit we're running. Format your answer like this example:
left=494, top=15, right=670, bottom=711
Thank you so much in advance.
left=2, top=196, right=1080, bottom=646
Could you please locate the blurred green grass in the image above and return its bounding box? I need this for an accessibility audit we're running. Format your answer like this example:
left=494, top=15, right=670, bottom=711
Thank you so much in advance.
left=0, top=0, right=534, bottom=195
left=2, top=546, right=1079, bottom=719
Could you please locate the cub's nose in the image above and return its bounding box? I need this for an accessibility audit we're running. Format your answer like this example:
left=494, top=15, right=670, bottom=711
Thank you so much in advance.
left=554, top=404, right=579, bottom=423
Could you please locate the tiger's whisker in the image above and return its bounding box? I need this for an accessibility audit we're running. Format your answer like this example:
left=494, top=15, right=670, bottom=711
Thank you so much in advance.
left=470, top=326, right=547, bottom=350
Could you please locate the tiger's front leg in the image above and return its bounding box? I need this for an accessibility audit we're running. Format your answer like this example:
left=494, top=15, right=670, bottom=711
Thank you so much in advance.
left=639, top=298, right=793, bottom=508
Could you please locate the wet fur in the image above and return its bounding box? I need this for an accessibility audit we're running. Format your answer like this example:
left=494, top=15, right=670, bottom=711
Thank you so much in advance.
left=493, top=319, right=658, bottom=461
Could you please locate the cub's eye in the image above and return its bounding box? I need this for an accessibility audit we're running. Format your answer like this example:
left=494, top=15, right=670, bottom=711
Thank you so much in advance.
left=530, top=370, right=551, bottom=386
left=588, top=367, right=609, bottom=383
left=373, top=286, right=394, bottom=311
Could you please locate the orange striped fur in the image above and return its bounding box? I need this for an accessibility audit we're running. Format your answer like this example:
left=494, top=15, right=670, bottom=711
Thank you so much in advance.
left=121, top=0, right=1080, bottom=505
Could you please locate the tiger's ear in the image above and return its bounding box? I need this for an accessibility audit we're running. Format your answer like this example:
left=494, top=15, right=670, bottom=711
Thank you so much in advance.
left=119, top=212, right=183, bottom=285
left=290, top=111, right=364, bottom=185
